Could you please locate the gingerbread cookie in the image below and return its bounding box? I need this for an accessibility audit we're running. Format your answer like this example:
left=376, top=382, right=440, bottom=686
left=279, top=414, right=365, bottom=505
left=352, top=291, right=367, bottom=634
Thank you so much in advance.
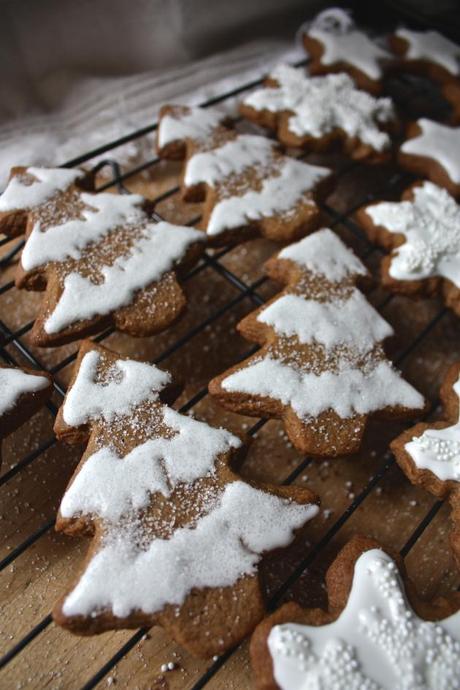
left=391, top=362, right=460, bottom=569
left=443, top=81, right=460, bottom=125
left=390, top=27, right=460, bottom=83
left=250, top=535, right=460, bottom=690
left=0, top=364, right=52, bottom=466
left=240, top=65, right=396, bottom=160
left=399, top=119, right=460, bottom=197
left=301, top=7, right=391, bottom=94
left=209, top=229, right=425, bottom=456
left=157, top=105, right=332, bottom=245
left=52, top=341, right=319, bottom=657
left=0, top=166, right=205, bottom=347
left=356, top=181, right=460, bottom=316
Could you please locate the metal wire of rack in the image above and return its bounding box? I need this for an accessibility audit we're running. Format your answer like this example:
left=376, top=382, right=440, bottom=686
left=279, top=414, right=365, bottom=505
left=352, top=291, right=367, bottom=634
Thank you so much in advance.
left=0, top=10, right=459, bottom=689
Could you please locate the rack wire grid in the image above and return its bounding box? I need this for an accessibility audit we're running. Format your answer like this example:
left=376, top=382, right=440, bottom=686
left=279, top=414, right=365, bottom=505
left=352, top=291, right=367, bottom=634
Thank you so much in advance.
left=1, top=5, right=460, bottom=690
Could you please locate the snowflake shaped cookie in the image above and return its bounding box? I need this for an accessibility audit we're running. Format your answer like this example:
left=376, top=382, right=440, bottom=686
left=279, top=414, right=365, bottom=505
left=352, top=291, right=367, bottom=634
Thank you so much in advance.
left=392, top=362, right=460, bottom=569
left=357, top=181, right=460, bottom=316
left=251, top=536, right=460, bottom=690
left=240, top=65, right=395, bottom=159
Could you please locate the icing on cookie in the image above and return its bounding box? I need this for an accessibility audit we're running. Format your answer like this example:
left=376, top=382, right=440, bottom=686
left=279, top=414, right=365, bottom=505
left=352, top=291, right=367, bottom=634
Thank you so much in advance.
left=21, top=193, right=146, bottom=271
left=222, top=358, right=423, bottom=420
left=219, top=229, right=424, bottom=422
left=405, top=374, right=460, bottom=482
left=158, top=108, right=224, bottom=149
left=0, top=368, right=49, bottom=417
left=307, top=8, right=390, bottom=80
left=62, top=479, right=317, bottom=618
left=396, top=28, right=460, bottom=76
left=401, top=119, right=460, bottom=184
left=268, top=549, right=460, bottom=690
left=44, top=221, right=203, bottom=334
left=257, top=291, right=393, bottom=352
left=63, top=350, right=170, bottom=426
left=279, top=228, right=367, bottom=281
left=60, top=407, right=240, bottom=520
left=207, top=158, right=330, bottom=237
left=366, top=182, right=460, bottom=286
left=0, top=167, right=83, bottom=213
left=243, top=66, right=394, bottom=150
left=184, top=134, right=277, bottom=188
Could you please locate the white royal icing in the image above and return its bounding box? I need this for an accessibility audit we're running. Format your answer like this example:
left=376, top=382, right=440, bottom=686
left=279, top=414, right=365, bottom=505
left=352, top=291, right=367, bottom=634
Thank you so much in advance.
left=243, top=66, right=394, bottom=151
left=401, top=119, right=460, bottom=185
left=206, top=158, right=330, bottom=236
left=366, top=182, right=460, bottom=286
left=0, top=167, right=83, bottom=213
left=44, top=222, right=203, bottom=334
left=278, top=228, right=367, bottom=282
left=405, top=374, right=460, bottom=482
left=268, top=549, right=460, bottom=690
left=257, top=290, right=393, bottom=352
left=62, top=480, right=318, bottom=618
left=396, top=28, right=460, bottom=76
left=62, top=350, right=170, bottom=427
left=0, top=368, right=49, bottom=417
left=21, top=192, right=146, bottom=271
left=184, top=134, right=277, bottom=188
left=60, top=407, right=241, bottom=521
left=222, top=358, right=424, bottom=420
left=307, top=8, right=390, bottom=80
left=157, top=107, right=224, bottom=149
left=222, top=227, right=424, bottom=420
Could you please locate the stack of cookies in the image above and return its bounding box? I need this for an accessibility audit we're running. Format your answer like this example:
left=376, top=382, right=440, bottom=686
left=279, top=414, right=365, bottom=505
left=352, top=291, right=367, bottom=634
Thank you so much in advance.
left=1, top=5, right=460, bottom=689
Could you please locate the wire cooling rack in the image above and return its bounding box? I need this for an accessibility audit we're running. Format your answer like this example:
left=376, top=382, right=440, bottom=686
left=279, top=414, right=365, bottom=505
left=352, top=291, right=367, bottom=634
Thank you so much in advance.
left=1, top=6, right=460, bottom=690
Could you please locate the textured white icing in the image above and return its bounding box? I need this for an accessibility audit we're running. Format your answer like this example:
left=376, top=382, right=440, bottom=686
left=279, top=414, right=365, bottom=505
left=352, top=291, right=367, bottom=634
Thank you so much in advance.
left=0, top=167, right=83, bottom=213
left=206, top=158, right=330, bottom=236
left=244, top=66, right=394, bottom=150
left=184, top=134, right=276, bottom=188
left=60, top=407, right=241, bottom=521
left=62, top=350, right=170, bottom=427
left=0, top=368, right=49, bottom=417
left=268, top=549, right=460, bottom=690
left=405, top=374, right=460, bottom=482
left=257, top=290, right=393, bottom=351
left=366, top=182, right=460, bottom=286
left=278, top=228, right=368, bottom=282
left=307, top=8, right=390, bottom=81
left=157, top=107, right=223, bottom=149
left=21, top=192, right=146, bottom=271
left=221, top=358, right=424, bottom=419
left=44, top=222, right=203, bottom=334
left=396, top=28, right=460, bottom=76
left=62, top=480, right=318, bottom=618
left=401, top=119, right=460, bottom=184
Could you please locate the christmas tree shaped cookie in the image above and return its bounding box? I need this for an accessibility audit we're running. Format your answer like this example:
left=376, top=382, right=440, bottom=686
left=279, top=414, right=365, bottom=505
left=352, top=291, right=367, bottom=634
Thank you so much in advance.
left=52, top=341, right=319, bottom=657
left=357, top=181, right=460, bottom=316
left=0, top=364, right=52, bottom=466
left=302, top=7, right=391, bottom=94
left=240, top=65, right=395, bottom=160
left=209, top=229, right=425, bottom=456
left=0, top=166, right=205, bottom=346
left=392, top=362, right=460, bottom=569
left=250, top=535, right=460, bottom=690
left=157, top=104, right=332, bottom=245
